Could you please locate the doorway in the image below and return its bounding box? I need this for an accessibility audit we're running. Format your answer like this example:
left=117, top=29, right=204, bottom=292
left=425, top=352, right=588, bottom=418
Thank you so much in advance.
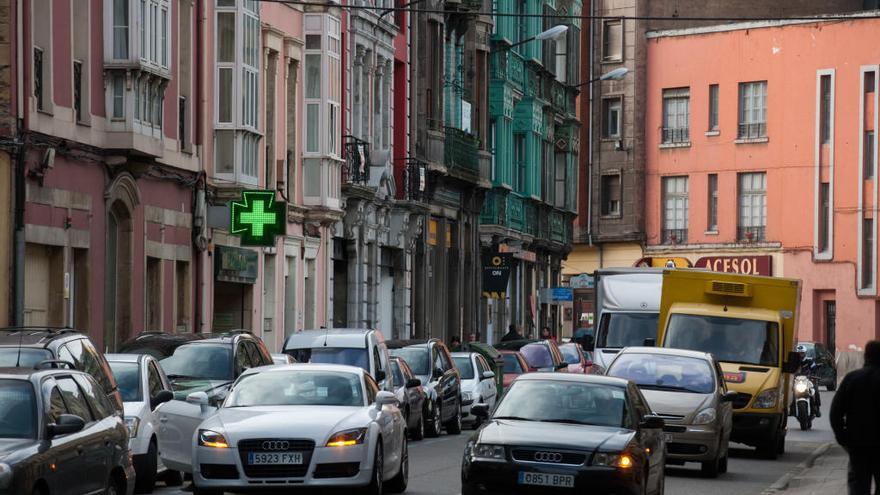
left=106, top=201, right=133, bottom=351
left=213, top=281, right=253, bottom=332
left=824, top=301, right=836, bottom=354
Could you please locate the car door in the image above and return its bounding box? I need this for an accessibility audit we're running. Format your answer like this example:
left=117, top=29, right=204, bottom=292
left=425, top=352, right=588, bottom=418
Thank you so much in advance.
left=74, top=373, right=125, bottom=489
left=55, top=376, right=107, bottom=494
left=629, top=385, right=663, bottom=487
left=436, top=345, right=458, bottom=418
left=476, top=356, right=497, bottom=407
left=42, top=380, right=81, bottom=494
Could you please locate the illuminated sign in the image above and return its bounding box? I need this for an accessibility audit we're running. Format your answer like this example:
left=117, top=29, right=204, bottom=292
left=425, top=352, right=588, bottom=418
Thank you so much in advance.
left=230, top=190, right=286, bottom=246
left=695, top=256, right=772, bottom=276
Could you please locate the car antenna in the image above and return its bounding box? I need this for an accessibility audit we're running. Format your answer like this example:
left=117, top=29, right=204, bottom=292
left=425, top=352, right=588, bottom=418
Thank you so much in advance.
left=14, top=330, right=24, bottom=367
left=321, top=326, right=328, bottom=347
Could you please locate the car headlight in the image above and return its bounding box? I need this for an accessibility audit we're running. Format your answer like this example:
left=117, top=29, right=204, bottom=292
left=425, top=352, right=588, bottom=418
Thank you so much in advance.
left=326, top=428, right=368, bottom=447
left=0, top=463, right=12, bottom=489
left=198, top=429, right=229, bottom=449
left=472, top=443, right=506, bottom=460
left=692, top=407, right=717, bottom=425
left=462, top=391, right=473, bottom=402
left=753, top=389, right=779, bottom=409
left=592, top=452, right=634, bottom=469
left=124, top=417, right=140, bottom=438
left=794, top=382, right=808, bottom=394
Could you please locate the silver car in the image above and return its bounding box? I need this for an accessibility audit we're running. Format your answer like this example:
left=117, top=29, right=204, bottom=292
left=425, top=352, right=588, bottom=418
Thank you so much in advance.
left=606, top=347, right=735, bottom=477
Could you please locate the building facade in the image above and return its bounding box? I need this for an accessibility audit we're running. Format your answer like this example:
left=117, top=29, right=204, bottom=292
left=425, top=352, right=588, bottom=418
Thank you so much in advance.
left=644, top=15, right=880, bottom=353
left=481, top=0, right=581, bottom=340
left=0, top=0, right=13, bottom=326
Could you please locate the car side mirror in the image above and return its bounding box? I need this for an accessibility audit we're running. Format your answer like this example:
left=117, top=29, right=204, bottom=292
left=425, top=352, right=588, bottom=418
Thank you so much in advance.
left=782, top=351, right=802, bottom=374
left=48, top=414, right=86, bottom=438
left=643, top=338, right=656, bottom=347
left=556, top=362, right=568, bottom=370
left=375, top=391, right=398, bottom=409
left=186, top=391, right=211, bottom=414
left=406, top=378, right=422, bottom=388
left=639, top=414, right=665, bottom=430
left=721, top=391, right=738, bottom=403
left=482, top=371, right=496, bottom=380
left=433, top=367, right=444, bottom=379
left=470, top=403, right=490, bottom=419
left=150, top=390, right=174, bottom=410
left=375, top=370, right=387, bottom=382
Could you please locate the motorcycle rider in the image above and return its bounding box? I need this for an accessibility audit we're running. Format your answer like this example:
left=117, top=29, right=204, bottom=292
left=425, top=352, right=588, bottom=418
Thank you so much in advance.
left=796, top=345, right=822, bottom=417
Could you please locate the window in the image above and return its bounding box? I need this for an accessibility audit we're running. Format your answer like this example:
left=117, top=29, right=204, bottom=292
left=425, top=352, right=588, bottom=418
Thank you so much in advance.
left=175, top=260, right=190, bottom=331
left=662, top=176, right=688, bottom=244
left=819, top=74, right=832, bottom=144
left=601, top=174, right=621, bottom=216
left=707, top=174, right=718, bottom=231
left=33, top=48, right=44, bottom=111
left=160, top=8, right=168, bottom=66
left=554, top=151, right=567, bottom=209
left=662, top=88, right=689, bottom=144
left=542, top=5, right=556, bottom=73
left=57, top=378, right=94, bottom=422
left=819, top=182, right=830, bottom=253
left=708, top=84, right=719, bottom=131
left=178, top=0, right=193, bottom=150
left=147, top=362, right=164, bottom=397
left=602, top=19, right=622, bottom=61
left=867, top=71, right=876, bottom=93
left=865, top=131, right=875, bottom=180
left=541, top=141, right=554, bottom=203
left=150, top=3, right=157, bottom=62
left=514, top=0, right=527, bottom=45
left=74, top=375, right=114, bottom=420
left=48, top=387, right=66, bottom=424
left=112, top=76, right=125, bottom=119
left=863, top=218, right=874, bottom=289
left=602, top=97, right=621, bottom=139
left=738, top=81, right=767, bottom=139
left=738, top=172, right=767, bottom=241
left=303, top=14, right=341, bottom=157
left=178, top=97, right=187, bottom=150
left=112, top=0, right=129, bottom=59
left=73, top=61, right=83, bottom=122
left=514, top=134, right=526, bottom=191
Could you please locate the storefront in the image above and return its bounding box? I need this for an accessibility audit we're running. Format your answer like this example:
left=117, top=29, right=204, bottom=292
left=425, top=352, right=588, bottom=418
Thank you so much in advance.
left=213, top=246, right=258, bottom=332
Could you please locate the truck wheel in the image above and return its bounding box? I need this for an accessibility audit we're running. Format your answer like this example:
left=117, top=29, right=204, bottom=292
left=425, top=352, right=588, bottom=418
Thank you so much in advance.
left=757, top=434, right=779, bottom=460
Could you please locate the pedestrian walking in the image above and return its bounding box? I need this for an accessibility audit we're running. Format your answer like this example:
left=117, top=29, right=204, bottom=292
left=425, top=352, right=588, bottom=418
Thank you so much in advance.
left=450, top=335, right=462, bottom=351
left=500, top=324, right=522, bottom=342
left=830, top=340, right=880, bottom=495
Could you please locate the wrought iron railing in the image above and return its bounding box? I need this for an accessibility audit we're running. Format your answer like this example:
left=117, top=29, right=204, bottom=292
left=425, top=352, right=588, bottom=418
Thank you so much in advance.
left=342, top=136, right=370, bottom=185
left=661, top=228, right=688, bottom=244
left=444, top=127, right=479, bottom=172
left=661, top=127, right=690, bottom=144
left=403, top=158, right=429, bottom=202
left=737, top=226, right=765, bottom=242
left=738, top=123, right=767, bottom=139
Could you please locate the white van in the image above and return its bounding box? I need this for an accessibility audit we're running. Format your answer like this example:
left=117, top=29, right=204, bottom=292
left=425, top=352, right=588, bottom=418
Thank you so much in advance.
left=283, top=328, right=394, bottom=391
left=592, top=268, right=663, bottom=371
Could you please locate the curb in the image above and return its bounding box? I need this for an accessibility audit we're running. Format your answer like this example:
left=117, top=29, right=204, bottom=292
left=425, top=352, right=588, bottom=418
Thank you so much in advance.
left=759, top=443, right=833, bottom=495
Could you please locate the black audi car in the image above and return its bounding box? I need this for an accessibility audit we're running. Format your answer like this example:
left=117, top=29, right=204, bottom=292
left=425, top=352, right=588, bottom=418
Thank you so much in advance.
left=461, top=374, right=666, bottom=495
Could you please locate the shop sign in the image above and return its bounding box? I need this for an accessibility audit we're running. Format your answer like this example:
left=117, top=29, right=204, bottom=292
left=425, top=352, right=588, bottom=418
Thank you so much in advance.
left=569, top=273, right=594, bottom=289
left=539, top=287, right=573, bottom=303
left=695, top=255, right=772, bottom=276
left=215, top=246, right=258, bottom=284
left=230, top=190, right=286, bottom=246
left=634, top=257, right=692, bottom=268
left=482, top=253, right=512, bottom=299
left=498, top=244, right=537, bottom=262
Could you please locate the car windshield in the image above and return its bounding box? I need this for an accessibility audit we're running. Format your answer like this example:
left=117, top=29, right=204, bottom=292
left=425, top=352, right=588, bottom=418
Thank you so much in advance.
left=598, top=313, right=659, bottom=348
left=665, top=315, right=779, bottom=367
left=453, top=356, right=475, bottom=379
left=226, top=371, right=364, bottom=407
left=109, top=361, right=142, bottom=402
left=0, top=348, right=53, bottom=368
left=608, top=353, right=715, bottom=394
left=559, top=344, right=582, bottom=364
left=0, top=379, right=36, bottom=439
left=160, top=343, right=233, bottom=381
left=503, top=354, right=524, bottom=374
left=520, top=344, right=553, bottom=369
left=390, top=347, right=429, bottom=376
left=288, top=347, right=370, bottom=371
left=493, top=380, right=628, bottom=428
left=390, top=361, right=405, bottom=387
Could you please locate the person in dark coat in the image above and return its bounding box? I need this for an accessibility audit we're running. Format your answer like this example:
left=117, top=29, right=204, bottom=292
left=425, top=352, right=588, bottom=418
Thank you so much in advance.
left=500, top=324, right=522, bottom=342
left=449, top=335, right=462, bottom=352
left=830, top=340, right=880, bottom=494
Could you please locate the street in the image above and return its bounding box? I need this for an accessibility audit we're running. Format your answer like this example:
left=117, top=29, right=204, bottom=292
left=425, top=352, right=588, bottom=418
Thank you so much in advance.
left=154, top=391, right=837, bottom=495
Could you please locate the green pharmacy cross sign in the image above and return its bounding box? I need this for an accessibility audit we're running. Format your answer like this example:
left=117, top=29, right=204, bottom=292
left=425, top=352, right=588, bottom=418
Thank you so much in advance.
left=230, top=190, right=286, bottom=246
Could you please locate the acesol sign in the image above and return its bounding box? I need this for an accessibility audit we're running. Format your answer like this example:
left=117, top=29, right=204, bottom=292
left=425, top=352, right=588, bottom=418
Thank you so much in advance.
left=694, top=256, right=772, bottom=276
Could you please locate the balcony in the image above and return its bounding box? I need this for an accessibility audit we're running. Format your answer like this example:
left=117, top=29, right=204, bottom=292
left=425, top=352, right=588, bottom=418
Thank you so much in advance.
left=662, top=228, right=688, bottom=244
left=444, top=127, right=479, bottom=173
left=402, top=158, right=429, bottom=202
left=737, top=226, right=766, bottom=242
left=343, top=136, right=371, bottom=186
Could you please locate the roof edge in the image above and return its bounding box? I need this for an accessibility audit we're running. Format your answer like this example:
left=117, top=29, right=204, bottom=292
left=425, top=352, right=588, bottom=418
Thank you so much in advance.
left=646, top=10, right=880, bottom=39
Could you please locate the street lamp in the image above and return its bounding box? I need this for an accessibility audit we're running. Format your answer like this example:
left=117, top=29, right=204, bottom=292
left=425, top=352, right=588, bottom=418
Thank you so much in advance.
left=568, top=67, right=628, bottom=89
left=492, top=25, right=569, bottom=52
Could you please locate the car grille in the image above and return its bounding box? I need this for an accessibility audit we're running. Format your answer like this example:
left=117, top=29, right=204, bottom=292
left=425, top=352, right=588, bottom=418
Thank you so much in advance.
left=663, top=425, right=687, bottom=433
left=667, top=443, right=708, bottom=455
left=201, top=464, right=239, bottom=480
left=511, top=448, right=586, bottom=466
left=313, top=462, right=361, bottom=478
left=237, top=439, right=315, bottom=478
left=732, top=393, right=752, bottom=409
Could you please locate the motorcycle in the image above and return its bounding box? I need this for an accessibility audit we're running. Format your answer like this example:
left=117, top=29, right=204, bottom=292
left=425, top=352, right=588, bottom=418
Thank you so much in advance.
left=792, top=374, right=818, bottom=430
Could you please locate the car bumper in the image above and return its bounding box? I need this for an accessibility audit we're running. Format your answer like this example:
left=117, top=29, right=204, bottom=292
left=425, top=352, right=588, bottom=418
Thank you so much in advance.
left=461, top=399, right=475, bottom=423
left=462, top=459, right=642, bottom=495
left=123, top=457, right=137, bottom=495
left=662, top=425, right=720, bottom=462
left=193, top=443, right=374, bottom=489
left=731, top=412, right=783, bottom=446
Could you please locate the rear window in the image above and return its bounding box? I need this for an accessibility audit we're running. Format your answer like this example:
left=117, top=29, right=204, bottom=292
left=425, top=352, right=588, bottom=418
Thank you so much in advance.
left=503, top=354, right=524, bottom=374
left=559, top=344, right=582, bottom=364
left=289, top=347, right=370, bottom=372
left=109, top=361, right=142, bottom=402
left=0, top=348, right=53, bottom=368
left=389, top=347, right=430, bottom=376
left=453, top=356, right=475, bottom=379
left=520, top=344, right=553, bottom=369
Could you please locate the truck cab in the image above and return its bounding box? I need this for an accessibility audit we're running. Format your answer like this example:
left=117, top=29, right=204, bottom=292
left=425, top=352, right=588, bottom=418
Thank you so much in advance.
left=656, top=270, right=801, bottom=459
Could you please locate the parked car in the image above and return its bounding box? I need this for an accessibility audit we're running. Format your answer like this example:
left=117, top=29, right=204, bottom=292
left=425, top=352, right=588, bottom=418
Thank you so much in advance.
left=284, top=329, right=394, bottom=391
left=387, top=339, right=463, bottom=437
left=559, top=342, right=602, bottom=374
left=106, top=353, right=176, bottom=493
left=796, top=341, right=837, bottom=391
left=451, top=352, right=497, bottom=428
left=462, top=373, right=667, bottom=495
left=272, top=353, right=296, bottom=365
left=498, top=350, right=530, bottom=389
left=390, top=356, right=427, bottom=440
left=494, top=339, right=569, bottom=373
left=118, top=331, right=273, bottom=475
left=605, top=347, right=735, bottom=477
left=0, top=366, right=135, bottom=495
left=0, top=327, right=123, bottom=411
left=191, top=364, right=409, bottom=495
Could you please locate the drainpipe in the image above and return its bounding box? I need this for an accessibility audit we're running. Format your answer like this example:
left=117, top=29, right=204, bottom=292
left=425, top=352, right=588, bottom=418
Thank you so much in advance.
left=585, top=0, right=595, bottom=247
left=12, top=0, right=25, bottom=326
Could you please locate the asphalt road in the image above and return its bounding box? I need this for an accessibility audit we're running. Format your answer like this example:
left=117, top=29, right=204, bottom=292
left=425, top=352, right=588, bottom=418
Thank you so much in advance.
left=155, top=390, right=837, bottom=495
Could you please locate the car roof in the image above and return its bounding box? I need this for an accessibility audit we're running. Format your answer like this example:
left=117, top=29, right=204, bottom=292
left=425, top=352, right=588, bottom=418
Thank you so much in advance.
left=104, top=353, right=147, bottom=363
left=514, top=372, right=630, bottom=387
left=492, top=339, right=538, bottom=351
left=0, top=366, right=90, bottom=381
left=451, top=352, right=477, bottom=359
left=285, top=330, right=377, bottom=349
left=240, top=363, right=366, bottom=377
left=616, top=346, right=714, bottom=361
left=0, top=327, right=85, bottom=347
left=385, top=339, right=438, bottom=349
left=118, top=331, right=256, bottom=355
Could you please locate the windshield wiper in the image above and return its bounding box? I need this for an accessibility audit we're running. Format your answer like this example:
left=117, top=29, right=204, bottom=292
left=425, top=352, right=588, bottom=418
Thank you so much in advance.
left=493, top=415, right=535, bottom=422
left=166, top=374, right=203, bottom=381
left=639, top=384, right=691, bottom=392
left=539, top=418, right=594, bottom=426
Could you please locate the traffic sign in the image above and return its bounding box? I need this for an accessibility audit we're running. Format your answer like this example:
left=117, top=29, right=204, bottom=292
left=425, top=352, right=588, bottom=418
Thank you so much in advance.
left=230, top=190, right=286, bottom=246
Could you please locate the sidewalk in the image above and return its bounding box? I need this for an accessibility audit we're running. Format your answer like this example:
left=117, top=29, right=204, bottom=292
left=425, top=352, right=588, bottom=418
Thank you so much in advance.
left=761, top=443, right=849, bottom=495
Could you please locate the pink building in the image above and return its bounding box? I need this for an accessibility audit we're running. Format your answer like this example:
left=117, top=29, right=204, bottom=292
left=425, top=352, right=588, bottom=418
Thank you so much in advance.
left=645, top=16, right=880, bottom=353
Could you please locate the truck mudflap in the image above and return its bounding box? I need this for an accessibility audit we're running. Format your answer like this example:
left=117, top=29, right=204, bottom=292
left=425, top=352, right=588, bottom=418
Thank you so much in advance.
left=730, top=412, right=784, bottom=447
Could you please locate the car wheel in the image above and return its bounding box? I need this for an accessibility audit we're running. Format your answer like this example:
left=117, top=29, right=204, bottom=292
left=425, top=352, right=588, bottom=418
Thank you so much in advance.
left=655, top=469, right=665, bottom=495
left=426, top=402, right=442, bottom=438
left=461, top=482, right=482, bottom=495
left=827, top=377, right=837, bottom=392
left=701, top=456, right=721, bottom=478
left=411, top=409, right=425, bottom=441
left=134, top=439, right=159, bottom=493
left=105, top=475, right=123, bottom=495
left=366, top=443, right=384, bottom=495
left=719, top=452, right=729, bottom=474
left=445, top=400, right=462, bottom=435
left=386, top=439, right=408, bottom=493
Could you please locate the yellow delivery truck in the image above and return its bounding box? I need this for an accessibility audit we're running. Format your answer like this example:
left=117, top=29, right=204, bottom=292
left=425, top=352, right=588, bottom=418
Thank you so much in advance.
left=656, top=270, right=801, bottom=459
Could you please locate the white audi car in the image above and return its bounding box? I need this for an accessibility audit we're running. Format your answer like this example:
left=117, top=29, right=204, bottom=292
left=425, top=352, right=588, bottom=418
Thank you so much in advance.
left=191, top=364, right=409, bottom=495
